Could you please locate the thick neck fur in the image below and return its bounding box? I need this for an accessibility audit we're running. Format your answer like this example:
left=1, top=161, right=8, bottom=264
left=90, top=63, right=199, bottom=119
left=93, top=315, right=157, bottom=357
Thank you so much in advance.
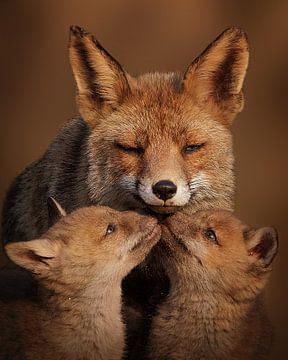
left=149, top=266, right=269, bottom=360
left=170, top=278, right=252, bottom=355
left=39, top=277, right=125, bottom=360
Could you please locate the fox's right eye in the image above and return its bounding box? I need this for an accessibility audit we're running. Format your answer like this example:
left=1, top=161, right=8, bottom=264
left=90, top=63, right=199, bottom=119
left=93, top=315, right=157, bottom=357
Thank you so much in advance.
left=115, top=143, right=144, bottom=156
left=106, top=224, right=116, bottom=235
left=204, top=229, right=218, bottom=244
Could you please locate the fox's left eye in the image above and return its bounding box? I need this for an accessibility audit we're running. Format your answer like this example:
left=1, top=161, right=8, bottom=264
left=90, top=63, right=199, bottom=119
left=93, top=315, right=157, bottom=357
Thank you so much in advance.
left=184, top=143, right=205, bottom=154
left=106, top=224, right=116, bottom=235
left=204, top=229, right=218, bottom=244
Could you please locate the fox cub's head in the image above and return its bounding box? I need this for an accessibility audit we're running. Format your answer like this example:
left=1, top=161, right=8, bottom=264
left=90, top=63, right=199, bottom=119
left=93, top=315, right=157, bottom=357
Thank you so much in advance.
left=69, top=27, right=249, bottom=215
left=5, top=202, right=161, bottom=290
left=162, top=210, right=278, bottom=294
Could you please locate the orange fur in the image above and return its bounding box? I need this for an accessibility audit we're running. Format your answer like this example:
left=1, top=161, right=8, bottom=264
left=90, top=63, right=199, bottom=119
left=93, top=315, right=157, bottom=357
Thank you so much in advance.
left=67, top=26, right=249, bottom=215
left=0, top=206, right=161, bottom=360
left=147, top=210, right=277, bottom=359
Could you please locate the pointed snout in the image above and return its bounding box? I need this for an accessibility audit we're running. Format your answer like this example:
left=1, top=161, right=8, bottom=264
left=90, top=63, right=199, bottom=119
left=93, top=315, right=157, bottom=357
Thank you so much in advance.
left=139, top=216, right=159, bottom=232
left=122, top=211, right=159, bottom=235
left=162, top=210, right=190, bottom=233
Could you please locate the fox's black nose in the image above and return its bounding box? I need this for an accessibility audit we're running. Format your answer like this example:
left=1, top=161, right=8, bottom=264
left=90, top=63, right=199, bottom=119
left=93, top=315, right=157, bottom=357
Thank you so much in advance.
left=152, top=180, right=177, bottom=201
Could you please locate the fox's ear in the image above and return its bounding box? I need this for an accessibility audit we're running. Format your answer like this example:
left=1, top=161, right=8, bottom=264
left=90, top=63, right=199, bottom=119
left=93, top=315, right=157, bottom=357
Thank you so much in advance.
left=247, top=227, right=278, bottom=268
left=47, top=197, right=66, bottom=227
left=69, top=26, right=131, bottom=124
left=183, top=27, right=249, bottom=127
left=5, top=239, right=60, bottom=275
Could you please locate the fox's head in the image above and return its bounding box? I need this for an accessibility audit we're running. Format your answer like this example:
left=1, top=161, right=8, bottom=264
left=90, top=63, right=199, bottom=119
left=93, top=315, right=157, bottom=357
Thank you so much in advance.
left=162, top=210, right=278, bottom=294
left=69, top=26, right=249, bottom=215
left=5, top=202, right=161, bottom=291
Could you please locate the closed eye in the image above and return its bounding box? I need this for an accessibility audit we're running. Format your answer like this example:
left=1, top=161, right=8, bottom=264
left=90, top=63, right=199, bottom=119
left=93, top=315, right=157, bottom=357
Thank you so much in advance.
left=184, top=143, right=205, bottom=154
left=115, top=142, right=144, bottom=155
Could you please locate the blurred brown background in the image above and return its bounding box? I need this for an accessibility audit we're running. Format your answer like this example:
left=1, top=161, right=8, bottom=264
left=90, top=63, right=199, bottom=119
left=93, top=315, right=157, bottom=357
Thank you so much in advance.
left=0, top=0, right=287, bottom=358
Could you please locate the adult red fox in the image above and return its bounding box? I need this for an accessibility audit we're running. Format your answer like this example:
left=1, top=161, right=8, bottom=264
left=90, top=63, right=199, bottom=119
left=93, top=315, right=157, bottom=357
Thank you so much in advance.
left=1, top=26, right=249, bottom=357
left=2, top=26, right=249, bottom=242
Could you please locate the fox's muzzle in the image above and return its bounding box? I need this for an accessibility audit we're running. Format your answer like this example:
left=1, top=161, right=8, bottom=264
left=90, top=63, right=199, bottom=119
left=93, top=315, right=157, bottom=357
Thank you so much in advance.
left=152, top=180, right=177, bottom=201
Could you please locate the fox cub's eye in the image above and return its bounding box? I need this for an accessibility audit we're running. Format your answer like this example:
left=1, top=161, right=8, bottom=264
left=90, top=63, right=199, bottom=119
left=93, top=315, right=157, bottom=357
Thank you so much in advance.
left=115, top=143, right=144, bottom=156
left=106, top=224, right=116, bottom=235
left=204, top=229, right=218, bottom=244
left=184, top=143, right=205, bottom=154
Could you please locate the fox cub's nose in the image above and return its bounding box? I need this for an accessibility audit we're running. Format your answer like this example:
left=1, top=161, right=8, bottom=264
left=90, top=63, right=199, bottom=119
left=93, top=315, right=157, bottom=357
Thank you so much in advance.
left=152, top=180, right=177, bottom=201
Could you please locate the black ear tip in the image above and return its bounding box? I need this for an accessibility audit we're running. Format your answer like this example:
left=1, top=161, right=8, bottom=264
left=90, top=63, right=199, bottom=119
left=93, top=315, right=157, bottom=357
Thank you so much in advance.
left=248, top=226, right=279, bottom=268
left=70, top=25, right=88, bottom=37
left=220, top=26, right=249, bottom=44
left=263, top=226, right=278, bottom=244
left=261, top=227, right=279, bottom=266
left=270, top=226, right=279, bottom=247
left=223, top=26, right=246, bottom=36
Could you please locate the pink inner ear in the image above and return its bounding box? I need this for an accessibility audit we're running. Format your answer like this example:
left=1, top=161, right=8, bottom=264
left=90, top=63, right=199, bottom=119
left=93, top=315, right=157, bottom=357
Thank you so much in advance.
left=248, top=247, right=262, bottom=258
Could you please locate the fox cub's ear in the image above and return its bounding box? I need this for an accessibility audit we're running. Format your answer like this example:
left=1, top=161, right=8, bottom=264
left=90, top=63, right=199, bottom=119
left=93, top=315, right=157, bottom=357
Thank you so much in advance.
left=183, top=27, right=249, bottom=127
left=69, top=26, right=131, bottom=124
left=47, top=197, right=66, bottom=228
left=247, top=227, right=278, bottom=268
left=5, top=239, right=60, bottom=275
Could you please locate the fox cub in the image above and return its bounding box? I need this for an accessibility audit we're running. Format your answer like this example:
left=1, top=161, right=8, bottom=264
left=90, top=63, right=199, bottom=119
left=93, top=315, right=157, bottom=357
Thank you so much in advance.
left=0, top=203, right=161, bottom=360
left=147, top=210, right=277, bottom=360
